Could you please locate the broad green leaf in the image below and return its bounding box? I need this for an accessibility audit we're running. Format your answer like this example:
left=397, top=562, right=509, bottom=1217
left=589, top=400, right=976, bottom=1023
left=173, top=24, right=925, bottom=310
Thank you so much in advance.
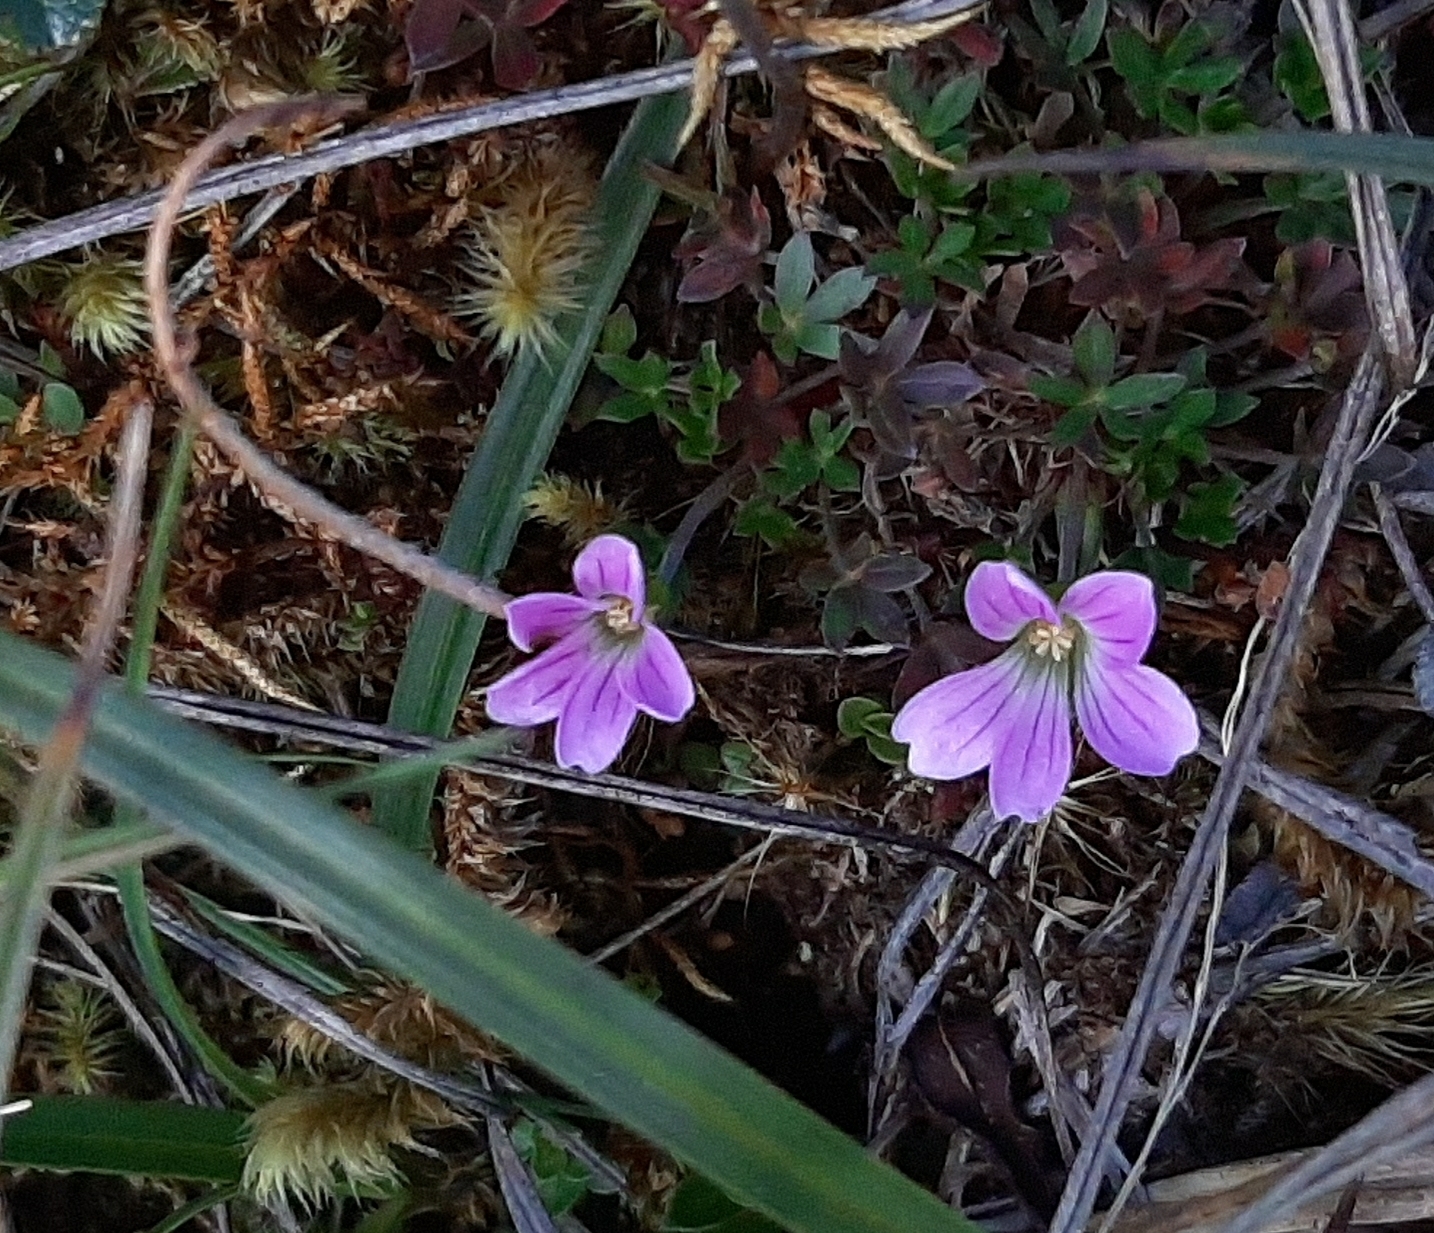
left=836, top=696, right=884, bottom=738
left=1071, top=317, right=1115, bottom=389
left=0, top=633, right=978, bottom=1233
left=1102, top=372, right=1186, bottom=411
left=40, top=380, right=83, bottom=432
left=920, top=73, right=980, bottom=140
left=803, top=267, right=876, bottom=325
left=0, top=1095, right=244, bottom=1181
left=378, top=92, right=687, bottom=852
left=773, top=232, right=815, bottom=313
left=1065, top=0, right=1106, bottom=65
left=1029, top=374, right=1087, bottom=408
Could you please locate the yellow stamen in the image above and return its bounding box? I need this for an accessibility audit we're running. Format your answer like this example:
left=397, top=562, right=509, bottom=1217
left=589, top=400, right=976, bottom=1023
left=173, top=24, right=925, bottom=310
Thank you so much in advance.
left=1027, top=619, right=1076, bottom=662
left=602, top=596, right=641, bottom=637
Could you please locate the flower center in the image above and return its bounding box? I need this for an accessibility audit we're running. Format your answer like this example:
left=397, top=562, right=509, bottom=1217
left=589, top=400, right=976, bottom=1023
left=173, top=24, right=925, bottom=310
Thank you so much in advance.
left=602, top=596, right=642, bottom=638
left=1026, top=618, right=1076, bottom=662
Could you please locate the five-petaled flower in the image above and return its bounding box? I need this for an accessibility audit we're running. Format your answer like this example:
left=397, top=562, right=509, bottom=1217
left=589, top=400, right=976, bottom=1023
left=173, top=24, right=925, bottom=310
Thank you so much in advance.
left=892, top=561, right=1198, bottom=823
left=486, top=534, right=695, bottom=773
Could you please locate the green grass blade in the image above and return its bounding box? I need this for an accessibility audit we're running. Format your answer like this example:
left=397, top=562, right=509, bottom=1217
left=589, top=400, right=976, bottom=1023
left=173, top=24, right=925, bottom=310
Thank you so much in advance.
left=142, top=1184, right=242, bottom=1233
left=115, top=865, right=274, bottom=1107
left=0, top=631, right=979, bottom=1233
left=0, top=818, right=177, bottom=893
left=0, top=1095, right=245, bottom=1181
left=960, top=130, right=1434, bottom=184
left=105, top=418, right=268, bottom=1106
left=377, top=91, right=688, bottom=852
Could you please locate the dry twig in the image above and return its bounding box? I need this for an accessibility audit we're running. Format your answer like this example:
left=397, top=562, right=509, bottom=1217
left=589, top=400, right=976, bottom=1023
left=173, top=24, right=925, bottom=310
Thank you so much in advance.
left=0, top=0, right=984, bottom=272
left=143, top=100, right=510, bottom=624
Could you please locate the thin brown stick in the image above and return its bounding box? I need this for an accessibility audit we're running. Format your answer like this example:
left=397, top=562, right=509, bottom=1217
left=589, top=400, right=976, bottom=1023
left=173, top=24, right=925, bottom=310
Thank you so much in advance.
left=0, top=0, right=982, bottom=272
left=0, top=396, right=154, bottom=1104
left=143, top=100, right=509, bottom=622
left=1373, top=484, right=1434, bottom=625
left=1051, top=347, right=1399, bottom=1231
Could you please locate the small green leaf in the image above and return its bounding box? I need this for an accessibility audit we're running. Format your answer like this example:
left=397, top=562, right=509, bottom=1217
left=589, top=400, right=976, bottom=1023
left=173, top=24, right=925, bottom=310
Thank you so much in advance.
left=733, top=499, right=800, bottom=548
left=804, top=267, right=876, bottom=324
left=0, top=366, right=18, bottom=400
left=822, top=586, right=860, bottom=650
left=1110, top=545, right=1197, bottom=593
left=837, top=696, right=885, bottom=739
left=1029, top=374, right=1088, bottom=408
left=822, top=454, right=860, bottom=492
left=1161, top=19, right=1212, bottom=70
left=1066, top=0, right=1107, bottom=65
left=774, top=233, right=816, bottom=312
left=665, top=1176, right=785, bottom=1233
left=928, top=222, right=976, bottom=264
left=38, top=340, right=64, bottom=379
left=597, top=390, right=664, bottom=424
left=0, top=392, right=20, bottom=423
left=1102, top=372, right=1186, bottom=411
left=1071, top=316, right=1116, bottom=388
left=1051, top=404, right=1100, bottom=446
left=601, top=304, right=638, bottom=355
left=1175, top=472, right=1244, bottom=545
left=1208, top=389, right=1259, bottom=428
left=921, top=74, right=981, bottom=140
left=41, top=381, right=84, bottom=433
left=792, top=321, right=843, bottom=361
left=595, top=351, right=670, bottom=395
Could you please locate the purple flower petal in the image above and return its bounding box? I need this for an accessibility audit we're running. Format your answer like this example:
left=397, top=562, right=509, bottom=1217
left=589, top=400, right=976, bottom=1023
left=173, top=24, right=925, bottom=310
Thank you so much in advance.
left=1074, top=655, right=1198, bottom=776
left=987, top=665, right=1072, bottom=823
left=965, top=561, right=1058, bottom=642
left=573, top=535, right=646, bottom=607
left=1060, top=571, right=1157, bottom=664
left=485, top=630, right=594, bottom=725
left=892, top=649, right=1027, bottom=781
left=554, top=658, right=640, bottom=773
left=505, top=592, right=602, bottom=652
left=619, top=628, right=695, bottom=722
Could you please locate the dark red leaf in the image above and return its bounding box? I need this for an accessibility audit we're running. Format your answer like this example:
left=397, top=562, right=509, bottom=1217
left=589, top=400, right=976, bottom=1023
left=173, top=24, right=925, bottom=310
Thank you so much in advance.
left=675, top=188, right=771, bottom=304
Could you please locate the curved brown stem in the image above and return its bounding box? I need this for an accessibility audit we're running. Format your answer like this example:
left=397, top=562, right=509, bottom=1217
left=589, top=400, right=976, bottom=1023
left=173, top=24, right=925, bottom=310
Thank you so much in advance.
left=143, top=98, right=510, bottom=622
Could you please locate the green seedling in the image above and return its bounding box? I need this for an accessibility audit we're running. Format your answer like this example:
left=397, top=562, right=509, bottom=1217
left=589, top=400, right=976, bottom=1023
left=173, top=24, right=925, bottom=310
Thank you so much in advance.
left=868, top=214, right=981, bottom=306
left=1174, top=471, right=1244, bottom=546
left=836, top=696, right=906, bottom=766
left=759, top=233, right=876, bottom=364
left=1034, top=320, right=1257, bottom=524
left=1027, top=0, right=1107, bottom=68
left=509, top=1120, right=602, bottom=1216
left=664, top=1174, right=785, bottom=1233
left=1031, top=315, right=1189, bottom=446
left=881, top=60, right=981, bottom=212
left=766, top=410, right=860, bottom=498
left=1108, top=17, right=1245, bottom=134
left=0, top=355, right=86, bottom=433
left=594, top=307, right=739, bottom=465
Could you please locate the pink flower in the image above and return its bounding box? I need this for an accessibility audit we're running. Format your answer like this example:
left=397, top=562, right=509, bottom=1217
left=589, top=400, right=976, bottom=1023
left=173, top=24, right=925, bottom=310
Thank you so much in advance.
left=892, top=562, right=1198, bottom=823
left=486, top=535, right=695, bottom=773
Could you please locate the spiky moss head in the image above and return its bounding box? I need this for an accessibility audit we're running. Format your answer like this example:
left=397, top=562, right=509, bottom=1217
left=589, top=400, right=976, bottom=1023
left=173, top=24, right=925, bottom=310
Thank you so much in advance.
left=243, top=1082, right=450, bottom=1209
left=454, top=157, right=596, bottom=361
left=525, top=473, right=629, bottom=546
left=60, top=252, right=149, bottom=359
left=30, top=979, right=125, bottom=1095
